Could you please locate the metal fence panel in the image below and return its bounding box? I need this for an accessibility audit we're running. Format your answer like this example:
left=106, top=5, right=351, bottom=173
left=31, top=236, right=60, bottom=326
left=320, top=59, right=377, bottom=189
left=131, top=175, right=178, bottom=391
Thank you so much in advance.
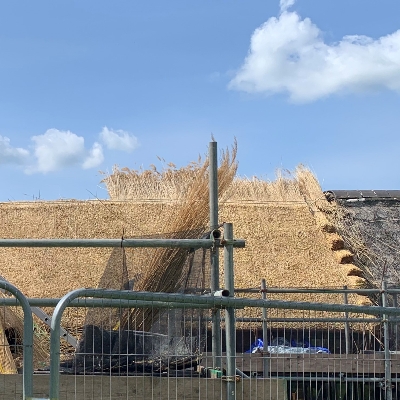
left=2, top=286, right=400, bottom=399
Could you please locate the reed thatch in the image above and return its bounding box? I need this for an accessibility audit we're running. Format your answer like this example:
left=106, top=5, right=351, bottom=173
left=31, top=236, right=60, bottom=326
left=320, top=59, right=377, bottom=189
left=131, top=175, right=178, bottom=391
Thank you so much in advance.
left=0, top=293, right=50, bottom=370
left=0, top=162, right=369, bottom=331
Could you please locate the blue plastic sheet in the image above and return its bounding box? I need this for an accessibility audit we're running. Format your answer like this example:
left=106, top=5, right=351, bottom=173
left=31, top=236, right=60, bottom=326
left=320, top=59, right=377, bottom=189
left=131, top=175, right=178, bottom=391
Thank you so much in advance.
left=246, top=338, right=330, bottom=354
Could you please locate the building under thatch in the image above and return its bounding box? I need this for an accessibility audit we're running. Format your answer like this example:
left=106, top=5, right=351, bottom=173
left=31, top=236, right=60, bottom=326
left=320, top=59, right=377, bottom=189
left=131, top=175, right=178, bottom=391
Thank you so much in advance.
left=0, top=159, right=371, bottom=328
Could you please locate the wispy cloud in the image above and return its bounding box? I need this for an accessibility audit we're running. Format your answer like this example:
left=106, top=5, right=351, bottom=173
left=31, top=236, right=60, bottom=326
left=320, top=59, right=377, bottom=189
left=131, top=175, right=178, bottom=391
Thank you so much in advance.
left=279, top=0, right=295, bottom=13
left=0, top=135, right=30, bottom=165
left=229, top=3, right=400, bottom=102
left=100, top=126, right=139, bottom=152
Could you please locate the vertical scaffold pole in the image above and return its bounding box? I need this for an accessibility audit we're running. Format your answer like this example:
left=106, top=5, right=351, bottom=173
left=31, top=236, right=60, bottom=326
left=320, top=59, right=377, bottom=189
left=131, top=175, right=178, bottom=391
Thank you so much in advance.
left=343, top=286, right=351, bottom=355
left=261, top=279, right=269, bottom=377
left=382, top=280, right=392, bottom=400
left=393, top=294, right=398, bottom=351
left=224, top=223, right=236, bottom=400
left=209, top=141, right=221, bottom=369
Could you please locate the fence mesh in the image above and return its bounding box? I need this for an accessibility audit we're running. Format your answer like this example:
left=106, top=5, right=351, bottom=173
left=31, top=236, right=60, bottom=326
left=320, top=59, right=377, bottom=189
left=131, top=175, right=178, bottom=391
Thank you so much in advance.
left=3, top=283, right=400, bottom=398
left=59, top=230, right=211, bottom=376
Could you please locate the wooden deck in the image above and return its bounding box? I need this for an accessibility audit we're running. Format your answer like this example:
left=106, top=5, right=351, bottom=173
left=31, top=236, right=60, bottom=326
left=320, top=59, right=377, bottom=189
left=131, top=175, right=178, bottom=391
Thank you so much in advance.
left=199, top=352, right=400, bottom=375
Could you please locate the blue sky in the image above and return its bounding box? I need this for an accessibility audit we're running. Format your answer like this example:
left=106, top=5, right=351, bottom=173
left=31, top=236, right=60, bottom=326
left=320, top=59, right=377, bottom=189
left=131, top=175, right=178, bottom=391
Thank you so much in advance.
left=1, top=0, right=400, bottom=201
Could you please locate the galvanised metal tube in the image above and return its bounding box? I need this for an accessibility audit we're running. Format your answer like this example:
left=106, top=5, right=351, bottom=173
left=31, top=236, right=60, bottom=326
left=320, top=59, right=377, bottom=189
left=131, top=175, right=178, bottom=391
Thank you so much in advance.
left=224, top=223, right=236, bottom=400
left=50, top=289, right=82, bottom=399
left=382, top=280, right=393, bottom=400
left=0, top=298, right=213, bottom=309
left=44, top=288, right=400, bottom=316
left=0, top=238, right=244, bottom=248
left=209, top=141, right=219, bottom=238
left=394, top=294, right=399, bottom=350
left=261, top=279, right=269, bottom=377
left=209, top=141, right=221, bottom=370
left=0, top=296, right=385, bottom=322
left=343, top=286, right=351, bottom=355
left=257, top=288, right=384, bottom=294
left=210, top=317, right=382, bottom=323
left=0, top=281, right=34, bottom=400
left=177, top=287, right=386, bottom=295
left=280, top=376, right=387, bottom=383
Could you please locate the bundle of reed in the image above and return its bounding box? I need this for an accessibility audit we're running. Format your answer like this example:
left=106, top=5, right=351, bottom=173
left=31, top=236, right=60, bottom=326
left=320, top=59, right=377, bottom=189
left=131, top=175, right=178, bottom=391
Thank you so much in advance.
left=0, top=294, right=49, bottom=370
left=102, top=151, right=227, bottom=202
left=295, top=165, right=332, bottom=212
left=114, top=142, right=238, bottom=331
left=225, top=170, right=304, bottom=204
left=225, top=165, right=328, bottom=206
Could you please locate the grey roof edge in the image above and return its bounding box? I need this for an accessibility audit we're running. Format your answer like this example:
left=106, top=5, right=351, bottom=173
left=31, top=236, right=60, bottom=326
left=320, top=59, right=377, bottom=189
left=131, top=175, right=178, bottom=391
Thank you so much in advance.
left=324, top=190, right=400, bottom=202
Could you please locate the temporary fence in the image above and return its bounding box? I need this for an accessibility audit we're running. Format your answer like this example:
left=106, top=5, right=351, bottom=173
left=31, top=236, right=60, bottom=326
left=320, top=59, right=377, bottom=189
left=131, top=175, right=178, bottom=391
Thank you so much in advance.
left=2, top=284, right=400, bottom=399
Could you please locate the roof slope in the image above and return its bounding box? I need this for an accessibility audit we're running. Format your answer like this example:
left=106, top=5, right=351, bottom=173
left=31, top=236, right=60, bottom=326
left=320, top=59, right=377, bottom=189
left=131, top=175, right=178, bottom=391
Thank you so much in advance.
left=0, top=167, right=370, bottom=326
left=0, top=199, right=365, bottom=323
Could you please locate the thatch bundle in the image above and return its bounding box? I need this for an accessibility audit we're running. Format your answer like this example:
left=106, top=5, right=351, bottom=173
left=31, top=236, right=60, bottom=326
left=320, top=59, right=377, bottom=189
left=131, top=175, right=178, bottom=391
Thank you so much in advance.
left=114, top=143, right=238, bottom=330
left=102, top=141, right=238, bottom=204
left=0, top=305, right=17, bottom=374
left=0, top=293, right=51, bottom=370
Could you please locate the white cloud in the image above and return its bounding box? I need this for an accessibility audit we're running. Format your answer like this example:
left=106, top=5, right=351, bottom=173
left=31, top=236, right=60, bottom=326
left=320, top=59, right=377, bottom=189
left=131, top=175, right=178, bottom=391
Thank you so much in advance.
left=0, top=135, right=30, bottom=165
left=28, top=129, right=103, bottom=173
left=100, top=126, right=139, bottom=152
left=229, top=8, right=400, bottom=102
left=1, top=126, right=135, bottom=174
left=280, top=0, right=295, bottom=13
left=82, top=142, right=104, bottom=169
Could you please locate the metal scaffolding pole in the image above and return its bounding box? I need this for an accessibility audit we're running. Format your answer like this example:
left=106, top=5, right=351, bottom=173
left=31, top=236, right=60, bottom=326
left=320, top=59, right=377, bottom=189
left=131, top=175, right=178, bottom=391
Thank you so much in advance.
left=261, top=279, right=269, bottom=377
left=209, top=140, right=221, bottom=370
left=382, top=280, right=393, bottom=400
left=343, top=285, right=351, bottom=354
left=0, top=238, right=244, bottom=248
left=224, top=223, right=236, bottom=400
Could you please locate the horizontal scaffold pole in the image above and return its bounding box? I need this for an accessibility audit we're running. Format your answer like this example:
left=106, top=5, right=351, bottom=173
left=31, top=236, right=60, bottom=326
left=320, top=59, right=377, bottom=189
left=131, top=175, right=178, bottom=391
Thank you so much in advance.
left=33, top=287, right=400, bottom=317
left=0, top=238, right=245, bottom=248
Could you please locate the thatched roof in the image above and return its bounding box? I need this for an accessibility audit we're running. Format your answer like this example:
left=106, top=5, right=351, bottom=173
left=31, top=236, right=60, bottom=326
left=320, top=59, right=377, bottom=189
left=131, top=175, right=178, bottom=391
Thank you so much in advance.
left=0, top=199, right=360, bottom=295
left=0, top=166, right=371, bottom=328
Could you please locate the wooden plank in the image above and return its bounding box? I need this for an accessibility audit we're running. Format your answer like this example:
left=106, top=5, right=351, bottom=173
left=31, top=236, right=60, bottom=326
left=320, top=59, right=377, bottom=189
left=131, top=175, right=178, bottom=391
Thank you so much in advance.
left=269, top=354, right=384, bottom=375
left=199, top=353, right=387, bottom=374
left=390, top=354, right=400, bottom=373
left=0, top=375, right=287, bottom=400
